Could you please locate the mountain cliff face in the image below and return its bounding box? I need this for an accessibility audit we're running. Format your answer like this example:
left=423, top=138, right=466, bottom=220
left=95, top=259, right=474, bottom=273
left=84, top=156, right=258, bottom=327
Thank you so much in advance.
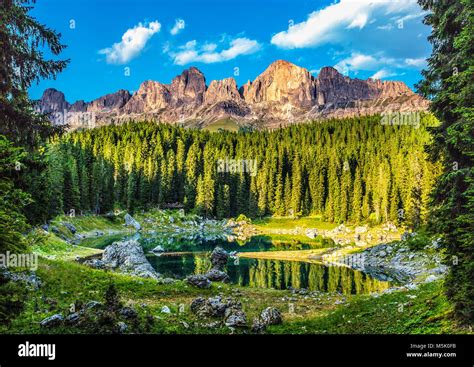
left=36, top=60, right=429, bottom=129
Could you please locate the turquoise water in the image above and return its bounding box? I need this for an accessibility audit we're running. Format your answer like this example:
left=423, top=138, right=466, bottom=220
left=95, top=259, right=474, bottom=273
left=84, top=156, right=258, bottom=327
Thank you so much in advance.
left=82, top=233, right=392, bottom=294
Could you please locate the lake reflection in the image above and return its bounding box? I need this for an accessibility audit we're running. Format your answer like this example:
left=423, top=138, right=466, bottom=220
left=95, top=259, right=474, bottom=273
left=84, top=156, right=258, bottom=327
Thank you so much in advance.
left=146, top=254, right=391, bottom=295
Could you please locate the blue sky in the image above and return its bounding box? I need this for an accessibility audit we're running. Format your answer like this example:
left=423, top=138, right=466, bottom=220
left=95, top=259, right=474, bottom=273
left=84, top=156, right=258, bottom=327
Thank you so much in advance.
left=29, top=0, right=432, bottom=102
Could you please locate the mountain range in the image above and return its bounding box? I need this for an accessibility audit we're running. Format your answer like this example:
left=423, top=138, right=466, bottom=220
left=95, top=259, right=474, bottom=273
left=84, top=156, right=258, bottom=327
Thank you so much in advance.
left=36, top=60, right=429, bottom=130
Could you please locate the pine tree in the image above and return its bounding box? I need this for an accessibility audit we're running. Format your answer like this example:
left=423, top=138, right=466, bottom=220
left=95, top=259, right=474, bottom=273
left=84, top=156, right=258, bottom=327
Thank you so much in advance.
left=416, top=0, right=474, bottom=321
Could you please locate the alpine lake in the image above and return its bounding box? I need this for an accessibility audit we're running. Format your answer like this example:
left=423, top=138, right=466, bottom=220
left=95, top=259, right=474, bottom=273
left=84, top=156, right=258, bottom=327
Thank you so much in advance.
left=79, top=229, right=395, bottom=295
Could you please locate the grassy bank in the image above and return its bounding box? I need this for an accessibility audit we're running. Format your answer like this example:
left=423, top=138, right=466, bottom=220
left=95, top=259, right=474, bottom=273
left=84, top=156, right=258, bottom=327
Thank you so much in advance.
left=3, top=255, right=466, bottom=334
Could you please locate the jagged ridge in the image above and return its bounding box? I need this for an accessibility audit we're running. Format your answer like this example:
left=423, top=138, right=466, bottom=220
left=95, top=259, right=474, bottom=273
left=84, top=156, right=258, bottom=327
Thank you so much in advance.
left=36, top=60, right=429, bottom=129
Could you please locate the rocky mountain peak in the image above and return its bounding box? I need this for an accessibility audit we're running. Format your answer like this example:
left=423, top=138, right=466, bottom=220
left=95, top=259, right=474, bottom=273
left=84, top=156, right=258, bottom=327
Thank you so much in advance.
left=37, top=59, right=429, bottom=129
left=205, top=78, right=241, bottom=104
left=38, top=88, right=68, bottom=113
left=88, top=89, right=131, bottom=113
left=317, top=66, right=344, bottom=80
left=170, top=67, right=206, bottom=105
left=242, top=59, right=316, bottom=105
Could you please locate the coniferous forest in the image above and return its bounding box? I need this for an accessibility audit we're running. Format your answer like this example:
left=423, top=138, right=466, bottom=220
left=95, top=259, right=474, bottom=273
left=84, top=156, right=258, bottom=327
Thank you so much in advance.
left=35, top=115, right=441, bottom=226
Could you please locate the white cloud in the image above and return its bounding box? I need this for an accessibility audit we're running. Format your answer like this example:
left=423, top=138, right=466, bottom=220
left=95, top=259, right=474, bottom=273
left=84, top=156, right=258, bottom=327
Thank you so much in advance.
left=334, top=52, right=398, bottom=74
left=271, top=0, right=423, bottom=49
left=370, top=69, right=396, bottom=80
left=99, top=21, right=161, bottom=64
left=170, top=37, right=261, bottom=65
left=170, top=19, right=185, bottom=35
left=405, top=57, right=427, bottom=68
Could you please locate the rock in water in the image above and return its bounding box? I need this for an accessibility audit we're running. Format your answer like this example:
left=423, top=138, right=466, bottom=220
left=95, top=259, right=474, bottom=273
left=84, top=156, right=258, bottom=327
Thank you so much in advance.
left=124, top=213, right=141, bottom=231
left=210, top=247, right=228, bottom=271
left=102, top=240, right=160, bottom=280
left=186, top=274, right=211, bottom=289
left=151, top=245, right=165, bottom=254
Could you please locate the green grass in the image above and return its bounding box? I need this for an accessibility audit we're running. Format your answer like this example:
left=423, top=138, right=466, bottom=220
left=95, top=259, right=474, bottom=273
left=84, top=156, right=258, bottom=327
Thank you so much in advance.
left=31, top=233, right=103, bottom=261
left=2, top=253, right=468, bottom=334
left=203, top=118, right=240, bottom=132
left=51, top=214, right=124, bottom=233
left=270, top=281, right=467, bottom=334
left=1, top=258, right=340, bottom=334
left=253, top=216, right=338, bottom=231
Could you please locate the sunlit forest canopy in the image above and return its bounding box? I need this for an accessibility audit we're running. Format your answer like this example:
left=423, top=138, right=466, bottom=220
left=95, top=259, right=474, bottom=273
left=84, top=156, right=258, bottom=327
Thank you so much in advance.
left=39, top=114, right=441, bottom=227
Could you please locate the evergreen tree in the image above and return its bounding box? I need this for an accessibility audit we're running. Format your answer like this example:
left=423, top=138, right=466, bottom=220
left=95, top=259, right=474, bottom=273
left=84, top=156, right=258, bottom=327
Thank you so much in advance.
left=417, top=0, right=474, bottom=322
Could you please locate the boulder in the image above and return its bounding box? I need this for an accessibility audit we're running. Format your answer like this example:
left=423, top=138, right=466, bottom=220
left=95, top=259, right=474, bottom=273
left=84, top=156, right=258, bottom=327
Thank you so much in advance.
left=190, top=297, right=208, bottom=315
left=62, top=222, right=77, bottom=234
left=259, top=307, right=282, bottom=326
left=424, top=275, right=439, bottom=283
left=210, top=247, right=228, bottom=270
left=305, top=228, right=318, bottom=239
left=252, top=307, right=282, bottom=333
left=40, top=314, right=64, bottom=328
left=102, top=240, right=160, bottom=280
left=124, top=213, right=141, bottom=231
left=0, top=269, right=42, bottom=290
left=186, top=274, right=211, bottom=289
left=119, top=307, right=138, bottom=319
left=205, top=268, right=230, bottom=283
left=85, top=301, right=102, bottom=310
left=191, top=296, right=242, bottom=317
left=117, top=321, right=128, bottom=333
left=151, top=245, right=165, bottom=254
left=224, top=308, right=247, bottom=328
left=157, top=277, right=177, bottom=284
left=65, top=313, right=80, bottom=325
left=355, top=226, right=368, bottom=234
left=83, top=259, right=106, bottom=269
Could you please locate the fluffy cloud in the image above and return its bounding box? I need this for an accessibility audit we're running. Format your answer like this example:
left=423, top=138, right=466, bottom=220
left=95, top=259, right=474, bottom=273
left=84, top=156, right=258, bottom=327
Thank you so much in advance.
left=333, top=52, right=428, bottom=79
left=99, top=21, right=161, bottom=64
left=271, top=0, right=424, bottom=49
left=404, top=57, right=427, bottom=68
left=270, top=0, right=430, bottom=79
left=370, top=69, right=396, bottom=80
left=170, top=37, right=261, bottom=65
left=170, top=19, right=185, bottom=35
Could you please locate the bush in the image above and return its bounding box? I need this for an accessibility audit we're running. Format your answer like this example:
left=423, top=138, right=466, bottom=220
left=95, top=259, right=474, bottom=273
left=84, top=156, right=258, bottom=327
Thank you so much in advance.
left=236, top=214, right=251, bottom=223
left=404, top=231, right=431, bottom=251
